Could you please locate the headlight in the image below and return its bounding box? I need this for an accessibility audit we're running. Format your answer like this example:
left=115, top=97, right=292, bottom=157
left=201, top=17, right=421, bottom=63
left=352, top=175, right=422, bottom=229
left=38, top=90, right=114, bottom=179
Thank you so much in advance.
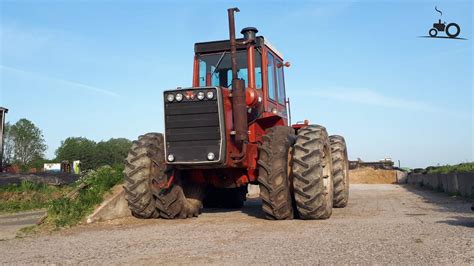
left=166, top=94, right=175, bottom=102
left=197, top=91, right=205, bottom=100
left=207, top=152, right=215, bottom=161
left=206, top=91, right=214, bottom=99
left=175, top=93, right=183, bottom=102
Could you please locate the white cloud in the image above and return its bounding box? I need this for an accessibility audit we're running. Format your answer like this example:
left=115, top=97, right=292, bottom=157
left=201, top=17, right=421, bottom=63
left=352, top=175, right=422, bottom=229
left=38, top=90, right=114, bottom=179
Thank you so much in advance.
left=0, top=65, right=120, bottom=98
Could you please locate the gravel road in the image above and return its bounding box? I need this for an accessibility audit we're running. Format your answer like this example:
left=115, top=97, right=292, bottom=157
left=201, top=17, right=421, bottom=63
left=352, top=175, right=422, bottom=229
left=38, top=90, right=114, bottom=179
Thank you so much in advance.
left=0, top=210, right=46, bottom=240
left=0, top=184, right=472, bottom=264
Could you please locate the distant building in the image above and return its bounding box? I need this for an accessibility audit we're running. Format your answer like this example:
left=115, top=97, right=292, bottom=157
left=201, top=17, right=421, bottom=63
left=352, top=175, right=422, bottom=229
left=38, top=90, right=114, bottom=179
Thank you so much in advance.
left=349, top=157, right=395, bottom=170
left=0, top=107, right=8, bottom=171
left=44, top=163, right=61, bottom=173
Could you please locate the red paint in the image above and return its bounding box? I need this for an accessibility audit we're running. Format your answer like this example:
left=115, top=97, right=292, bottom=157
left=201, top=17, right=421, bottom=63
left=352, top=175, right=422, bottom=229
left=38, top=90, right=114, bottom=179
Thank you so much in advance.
left=193, top=56, right=199, bottom=87
left=247, top=45, right=256, bottom=89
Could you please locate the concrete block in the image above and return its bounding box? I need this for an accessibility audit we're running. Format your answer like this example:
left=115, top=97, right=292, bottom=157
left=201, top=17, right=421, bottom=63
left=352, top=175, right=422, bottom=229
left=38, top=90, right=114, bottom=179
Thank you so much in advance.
left=87, top=185, right=131, bottom=224
left=420, top=173, right=442, bottom=190
left=456, top=172, right=474, bottom=198
left=407, top=174, right=422, bottom=185
left=422, top=174, right=432, bottom=188
left=439, top=174, right=459, bottom=194
left=430, top=174, right=441, bottom=190
left=396, top=171, right=408, bottom=184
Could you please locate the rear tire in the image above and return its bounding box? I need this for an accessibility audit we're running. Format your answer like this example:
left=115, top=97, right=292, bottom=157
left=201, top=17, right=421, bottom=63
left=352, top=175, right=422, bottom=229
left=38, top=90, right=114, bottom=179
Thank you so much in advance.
left=258, top=126, right=295, bottom=220
left=330, top=135, right=349, bottom=208
left=292, top=125, right=334, bottom=219
left=446, top=23, right=460, bottom=38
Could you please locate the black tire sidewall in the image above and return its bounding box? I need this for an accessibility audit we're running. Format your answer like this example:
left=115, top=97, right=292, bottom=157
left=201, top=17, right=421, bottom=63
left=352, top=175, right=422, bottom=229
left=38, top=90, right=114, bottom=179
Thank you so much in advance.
left=429, top=28, right=438, bottom=37
left=257, top=126, right=296, bottom=220
left=446, top=23, right=460, bottom=38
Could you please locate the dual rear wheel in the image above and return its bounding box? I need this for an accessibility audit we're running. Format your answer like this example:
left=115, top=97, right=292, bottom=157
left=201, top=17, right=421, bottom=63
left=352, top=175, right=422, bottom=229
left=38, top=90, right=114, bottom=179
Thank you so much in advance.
left=257, top=125, right=349, bottom=220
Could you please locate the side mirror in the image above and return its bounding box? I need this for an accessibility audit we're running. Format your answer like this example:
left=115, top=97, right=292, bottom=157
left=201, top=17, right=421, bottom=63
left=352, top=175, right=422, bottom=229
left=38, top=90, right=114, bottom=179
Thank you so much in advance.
left=277, top=62, right=291, bottom=68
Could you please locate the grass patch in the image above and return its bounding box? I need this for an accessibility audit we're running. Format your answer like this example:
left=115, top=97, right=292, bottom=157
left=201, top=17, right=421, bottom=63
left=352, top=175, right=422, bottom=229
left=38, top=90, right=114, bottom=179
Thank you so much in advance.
left=0, top=181, right=69, bottom=214
left=46, top=165, right=123, bottom=228
left=16, top=225, right=40, bottom=238
left=427, top=162, right=474, bottom=174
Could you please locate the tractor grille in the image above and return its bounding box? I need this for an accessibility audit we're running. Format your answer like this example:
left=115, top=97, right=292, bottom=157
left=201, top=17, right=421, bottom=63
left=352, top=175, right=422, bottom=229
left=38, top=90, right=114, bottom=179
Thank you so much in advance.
left=164, top=87, right=224, bottom=164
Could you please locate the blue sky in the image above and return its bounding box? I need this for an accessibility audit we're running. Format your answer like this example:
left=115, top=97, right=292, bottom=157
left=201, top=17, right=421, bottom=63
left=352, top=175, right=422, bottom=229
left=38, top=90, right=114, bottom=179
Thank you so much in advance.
left=0, top=0, right=472, bottom=168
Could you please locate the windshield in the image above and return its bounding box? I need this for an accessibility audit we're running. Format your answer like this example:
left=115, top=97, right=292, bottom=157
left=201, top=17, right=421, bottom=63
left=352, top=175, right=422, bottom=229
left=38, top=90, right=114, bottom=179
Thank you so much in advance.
left=198, top=50, right=262, bottom=89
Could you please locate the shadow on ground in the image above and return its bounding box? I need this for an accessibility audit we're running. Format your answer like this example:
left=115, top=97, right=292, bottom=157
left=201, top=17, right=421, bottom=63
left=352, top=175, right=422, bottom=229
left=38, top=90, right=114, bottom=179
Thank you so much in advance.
left=201, top=198, right=264, bottom=219
left=436, top=216, right=474, bottom=228
left=400, top=184, right=474, bottom=228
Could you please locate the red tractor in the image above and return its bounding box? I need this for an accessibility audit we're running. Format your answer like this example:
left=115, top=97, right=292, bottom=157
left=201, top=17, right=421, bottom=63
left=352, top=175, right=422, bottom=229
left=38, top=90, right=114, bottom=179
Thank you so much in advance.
left=123, top=8, right=349, bottom=220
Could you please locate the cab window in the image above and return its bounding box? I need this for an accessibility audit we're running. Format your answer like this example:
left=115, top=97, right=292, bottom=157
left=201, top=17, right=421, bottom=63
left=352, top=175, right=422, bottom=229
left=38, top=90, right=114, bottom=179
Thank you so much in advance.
left=267, top=52, right=276, bottom=100
left=198, top=51, right=262, bottom=89
left=276, top=60, right=286, bottom=104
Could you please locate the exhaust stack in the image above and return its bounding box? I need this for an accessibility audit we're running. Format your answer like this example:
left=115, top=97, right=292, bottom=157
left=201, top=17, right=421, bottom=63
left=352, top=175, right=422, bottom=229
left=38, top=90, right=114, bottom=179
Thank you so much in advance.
left=227, top=8, right=248, bottom=145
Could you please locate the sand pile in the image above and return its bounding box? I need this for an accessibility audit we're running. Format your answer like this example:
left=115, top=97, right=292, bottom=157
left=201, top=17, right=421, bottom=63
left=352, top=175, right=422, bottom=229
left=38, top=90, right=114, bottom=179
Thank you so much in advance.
left=349, top=167, right=397, bottom=184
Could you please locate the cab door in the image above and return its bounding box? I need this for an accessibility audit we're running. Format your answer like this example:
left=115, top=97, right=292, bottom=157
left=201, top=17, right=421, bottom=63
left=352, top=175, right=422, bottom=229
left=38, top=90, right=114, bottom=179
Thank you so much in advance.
left=264, top=50, right=288, bottom=122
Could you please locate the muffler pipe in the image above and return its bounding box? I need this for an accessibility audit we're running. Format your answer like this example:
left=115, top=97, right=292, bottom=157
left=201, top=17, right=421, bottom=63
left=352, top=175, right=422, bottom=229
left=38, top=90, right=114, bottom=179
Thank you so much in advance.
left=227, top=7, right=248, bottom=144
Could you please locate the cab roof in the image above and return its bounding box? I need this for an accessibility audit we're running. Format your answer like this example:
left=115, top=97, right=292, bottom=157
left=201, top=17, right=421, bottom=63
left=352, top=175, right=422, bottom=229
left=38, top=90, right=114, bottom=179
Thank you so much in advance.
left=194, top=36, right=284, bottom=60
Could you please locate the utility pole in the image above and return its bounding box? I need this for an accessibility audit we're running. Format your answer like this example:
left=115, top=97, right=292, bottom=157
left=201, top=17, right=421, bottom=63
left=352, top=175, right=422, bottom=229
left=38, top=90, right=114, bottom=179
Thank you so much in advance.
left=0, top=107, right=8, bottom=172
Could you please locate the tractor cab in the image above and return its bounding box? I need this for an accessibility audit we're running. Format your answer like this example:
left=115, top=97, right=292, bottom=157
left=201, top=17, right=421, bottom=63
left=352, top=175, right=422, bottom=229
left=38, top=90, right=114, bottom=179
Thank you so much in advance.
left=162, top=25, right=291, bottom=166
left=193, top=31, right=289, bottom=123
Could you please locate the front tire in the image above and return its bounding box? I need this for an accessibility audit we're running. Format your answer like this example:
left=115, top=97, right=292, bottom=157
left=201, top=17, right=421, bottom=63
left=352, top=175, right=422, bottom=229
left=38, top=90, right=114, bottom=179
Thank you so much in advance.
left=330, top=135, right=349, bottom=208
left=292, top=125, right=334, bottom=219
left=429, top=28, right=438, bottom=37
left=123, top=133, right=162, bottom=218
left=258, top=126, right=295, bottom=220
left=123, top=133, right=203, bottom=219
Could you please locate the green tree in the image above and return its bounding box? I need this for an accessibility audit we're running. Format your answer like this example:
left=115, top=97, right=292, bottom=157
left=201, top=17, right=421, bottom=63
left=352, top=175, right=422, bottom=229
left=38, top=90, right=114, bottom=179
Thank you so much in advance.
left=10, top=119, right=47, bottom=165
left=55, top=137, right=132, bottom=170
left=55, top=137, right=97, bottom=170
left=95, top=138, right=132, bottom=168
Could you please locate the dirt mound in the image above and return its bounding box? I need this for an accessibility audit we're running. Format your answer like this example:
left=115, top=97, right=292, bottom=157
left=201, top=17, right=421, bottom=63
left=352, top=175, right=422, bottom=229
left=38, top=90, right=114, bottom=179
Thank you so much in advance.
left=349, top=167, right=397, bottom=184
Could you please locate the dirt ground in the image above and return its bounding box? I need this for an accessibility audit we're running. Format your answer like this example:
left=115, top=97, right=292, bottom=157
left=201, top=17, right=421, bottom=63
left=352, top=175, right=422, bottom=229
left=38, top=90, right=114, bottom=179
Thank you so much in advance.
left=0, top=184, right=472, bottom=264
left=0, top=210, right=46, bottom=240
left=349, top=167, right=397, bottom=184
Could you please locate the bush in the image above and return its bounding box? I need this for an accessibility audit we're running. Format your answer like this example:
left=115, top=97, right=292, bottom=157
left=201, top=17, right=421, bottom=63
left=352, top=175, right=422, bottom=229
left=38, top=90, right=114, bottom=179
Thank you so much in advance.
left=47, top=165, right=123, bottom=227
left=427, top=162, right=474, bottom=174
